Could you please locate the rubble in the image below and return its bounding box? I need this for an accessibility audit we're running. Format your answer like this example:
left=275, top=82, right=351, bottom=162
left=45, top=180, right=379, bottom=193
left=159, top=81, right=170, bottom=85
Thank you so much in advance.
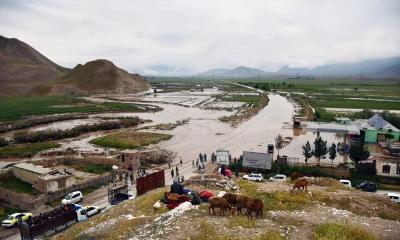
left=187, top=174, right=239, bottom=191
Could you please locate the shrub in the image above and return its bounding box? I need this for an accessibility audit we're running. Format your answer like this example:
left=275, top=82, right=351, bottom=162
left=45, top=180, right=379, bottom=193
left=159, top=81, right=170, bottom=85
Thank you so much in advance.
left=313, top=223, right=376, bottom=240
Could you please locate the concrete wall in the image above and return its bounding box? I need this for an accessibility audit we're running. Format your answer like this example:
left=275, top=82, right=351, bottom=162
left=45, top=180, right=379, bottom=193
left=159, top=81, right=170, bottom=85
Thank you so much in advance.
left=12, top=168, right=42, bottom=185
left=0, top=173, right=113, bottom=210
left=376, top=161, right=400, bottom=178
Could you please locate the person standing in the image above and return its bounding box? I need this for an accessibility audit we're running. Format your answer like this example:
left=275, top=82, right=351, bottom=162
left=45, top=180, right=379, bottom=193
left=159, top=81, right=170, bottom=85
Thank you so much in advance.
left=192, top=160, right=195, bottom=168
left=199, top=153, right=203, bottom=162
left=171, top=169, right=174, bottom=178
left=204, top=153, right=207, bottom=162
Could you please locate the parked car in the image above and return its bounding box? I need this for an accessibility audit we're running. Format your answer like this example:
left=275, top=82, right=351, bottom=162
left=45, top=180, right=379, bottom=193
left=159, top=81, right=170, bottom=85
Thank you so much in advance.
left=385, top=192, right=400, bottom=204
left=356, top=182, right=377, bottom=192
left=2, top=213, right=32, bottom=227
left=269, top=174, right=287, bottom=182
left=243, top=173, right=263, bottom=182
left=83, top=206, right=101, bottom=217
left=62, top=191, right=83, bottom=205
left=339, top=179, right=352, bottom=188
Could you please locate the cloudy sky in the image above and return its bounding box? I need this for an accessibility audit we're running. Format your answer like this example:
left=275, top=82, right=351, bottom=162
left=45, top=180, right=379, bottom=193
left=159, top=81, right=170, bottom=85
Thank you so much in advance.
left=1, top=0, right=400, bottom=75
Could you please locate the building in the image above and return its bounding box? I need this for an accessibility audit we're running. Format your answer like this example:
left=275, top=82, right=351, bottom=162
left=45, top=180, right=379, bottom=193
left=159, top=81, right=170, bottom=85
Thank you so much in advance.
left=356, top=114, right=400, bottom=143
left=34, top=172, right=76, bottom=193
left=242, top=151, right=273, bottom=170
left=12, top=163, right=52, bottom=185
left=119, top=150, right=140, bottom=171
left=12, top=163, right=75, bottom=193
left=373, top=156, right=400, bottom=178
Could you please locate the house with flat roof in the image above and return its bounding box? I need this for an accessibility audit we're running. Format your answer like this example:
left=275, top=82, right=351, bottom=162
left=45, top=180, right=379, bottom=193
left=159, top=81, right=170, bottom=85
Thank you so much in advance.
left=356, top=114, right=400, bottom=143
left=12, top=163, right=52, bottom=185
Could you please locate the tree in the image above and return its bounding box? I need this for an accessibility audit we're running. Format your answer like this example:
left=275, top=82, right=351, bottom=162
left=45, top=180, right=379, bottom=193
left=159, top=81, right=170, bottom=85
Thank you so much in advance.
left=349, top=142, right=370, bottom=165
left=302, top=141, right=313, bottom=166
left=313, top=137, right=328, bottom=166
left=275, top=134, right=284, bottom=157
left=329, top=143, right=337, bottom=166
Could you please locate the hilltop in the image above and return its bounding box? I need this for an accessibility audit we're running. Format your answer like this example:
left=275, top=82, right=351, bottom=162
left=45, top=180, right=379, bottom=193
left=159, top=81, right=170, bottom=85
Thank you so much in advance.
left=0, top=36, right=149, bottom=96
left=0, top=35, right=67, bottom=96
left=49, top=59, right=149, bottom=95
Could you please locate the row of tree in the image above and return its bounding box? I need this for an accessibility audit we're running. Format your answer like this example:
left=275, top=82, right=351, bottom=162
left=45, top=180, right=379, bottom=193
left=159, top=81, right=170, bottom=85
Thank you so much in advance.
left=300, top=136, right=370, bottom=167
left=14, top=118, right=141, bottom=144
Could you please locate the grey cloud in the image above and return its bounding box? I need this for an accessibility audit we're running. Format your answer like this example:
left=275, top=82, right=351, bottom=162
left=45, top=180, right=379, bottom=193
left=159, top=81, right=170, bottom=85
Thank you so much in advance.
left=0, top=0, right=399, bottom=74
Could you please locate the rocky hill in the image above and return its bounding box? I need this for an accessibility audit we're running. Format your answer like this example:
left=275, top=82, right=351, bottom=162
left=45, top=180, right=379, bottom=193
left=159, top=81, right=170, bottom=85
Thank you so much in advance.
left=49, top=59, right=149, bottom=95
left=0, top=35, right=149, bottom=96
left=0, top=35, right=67, bottom=96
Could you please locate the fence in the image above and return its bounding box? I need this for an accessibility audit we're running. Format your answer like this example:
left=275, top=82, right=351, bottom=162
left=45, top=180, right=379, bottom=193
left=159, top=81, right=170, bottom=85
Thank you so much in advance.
left=136, top=170, right=165, bottom=196
left=39, top=156, right=119, bottom=168
left=0, top=173, right=113, bottom=210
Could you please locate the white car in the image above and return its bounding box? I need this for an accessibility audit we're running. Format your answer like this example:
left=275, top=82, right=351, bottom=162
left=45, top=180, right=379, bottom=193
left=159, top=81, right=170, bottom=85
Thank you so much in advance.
left=83, top=206, right=101, bottom=217
left=269, top=174, right=287, bottom=182
left=386, top=193, right=400, bottom=204
left=339, top=179, right=352, bottom=188
left=243, top=173, right=263, bottom=182
left=62, top=191, right=83, bottom=205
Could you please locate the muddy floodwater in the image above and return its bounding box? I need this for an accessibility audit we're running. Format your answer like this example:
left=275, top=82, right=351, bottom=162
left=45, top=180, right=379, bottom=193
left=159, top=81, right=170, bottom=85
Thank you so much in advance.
left=54, top=93, right=350, bottom=166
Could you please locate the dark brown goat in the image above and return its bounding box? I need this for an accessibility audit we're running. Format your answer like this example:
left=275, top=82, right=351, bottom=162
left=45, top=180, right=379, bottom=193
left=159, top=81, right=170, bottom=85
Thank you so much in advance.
left=235, top=195, right=252, bottom=215
left=246, top=198, right=264, bottom=219
left=222, top=193, right=239, bottom=209
left=208, top=197, right=234, bottom=216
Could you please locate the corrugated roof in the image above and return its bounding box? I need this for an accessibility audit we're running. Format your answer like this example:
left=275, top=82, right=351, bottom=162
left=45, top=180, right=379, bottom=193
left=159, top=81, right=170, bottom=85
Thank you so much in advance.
left=306, top=122, right=360, bottom=134
left=13, top=163, right=51, bottom=175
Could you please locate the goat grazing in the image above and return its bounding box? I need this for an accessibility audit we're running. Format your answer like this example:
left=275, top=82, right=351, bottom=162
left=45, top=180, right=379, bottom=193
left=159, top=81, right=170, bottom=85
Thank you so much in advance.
left=246, top=198, right=264, bottom=219
left=208, top=197, right=234, bottom=216
left=292, top=178, right=309, bottom=192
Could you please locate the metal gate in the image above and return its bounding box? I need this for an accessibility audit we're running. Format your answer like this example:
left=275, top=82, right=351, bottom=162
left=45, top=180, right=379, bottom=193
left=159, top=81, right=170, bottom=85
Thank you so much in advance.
left=136, top=170, right=165, bottom=196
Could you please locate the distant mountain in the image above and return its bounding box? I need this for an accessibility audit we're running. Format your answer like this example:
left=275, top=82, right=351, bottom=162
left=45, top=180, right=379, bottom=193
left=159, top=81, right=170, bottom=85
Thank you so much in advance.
left=277, top=57, right=400, bottom=78
left=197, top=66, right=272, bottom=78
left=0, top=35, right=67, bottom=96
left=0, top=36, right=149, bottom=96
left=49, top=59, right=149, bottom=95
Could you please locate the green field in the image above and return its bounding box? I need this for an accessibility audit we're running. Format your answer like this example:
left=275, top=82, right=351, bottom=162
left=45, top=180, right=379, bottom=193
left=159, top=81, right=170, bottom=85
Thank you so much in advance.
left=0, top=142, right=60, bottom=158
left=0, top=95, right=145, bottom=122
left=89, top=131, right=173, bottom=149
left=0, top=171, right=39, bottom=196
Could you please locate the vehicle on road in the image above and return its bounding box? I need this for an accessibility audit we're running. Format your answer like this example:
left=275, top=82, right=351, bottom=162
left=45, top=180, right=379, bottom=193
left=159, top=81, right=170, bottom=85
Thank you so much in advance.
left=1, top=213, right=32, bottom=227
left=267, top=144, right=274, bottom=153
left=339, top=179, right=352, bottom=188
left=269, top=174, right=287, bottom=182
left=356, top=182, right=377, bottom=192
left=83, top=206, right=101, bottom=217
left=385, top=192, right=400, bottom=203
left=62, top=191, right=83, bottom=205
left=243, top=173, right=263, bottom=182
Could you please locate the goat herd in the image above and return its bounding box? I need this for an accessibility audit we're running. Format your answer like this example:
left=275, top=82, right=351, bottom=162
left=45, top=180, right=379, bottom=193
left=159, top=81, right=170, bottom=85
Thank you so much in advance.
left=208, top=178, right=310, bottom=219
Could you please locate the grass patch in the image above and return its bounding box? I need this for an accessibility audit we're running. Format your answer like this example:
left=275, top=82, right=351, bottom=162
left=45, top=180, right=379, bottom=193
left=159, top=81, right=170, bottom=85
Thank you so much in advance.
left=236, top=179, right=259, bottom=197
left=313, top=223, right=376, bottom=240
left=264, top=191, right=320, bottom=211
left=0, top=141, right=60, bottom=158
left=0, top=171, right=39, bottom=196
left=66, top=163, right=112, bottom=175
left=255, top=231, right=283, bottom=240
left=189, top=222, right=233, bottom=240
left=226, top=215, right=256, bottom=228
left=89, top=131, right=173, bottom=150
left=0, top=95, right=145, bottom=122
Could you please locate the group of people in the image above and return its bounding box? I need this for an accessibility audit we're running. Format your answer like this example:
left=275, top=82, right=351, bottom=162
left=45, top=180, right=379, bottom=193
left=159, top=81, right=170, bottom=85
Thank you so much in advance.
left=170, top=165, right=185, bottom=183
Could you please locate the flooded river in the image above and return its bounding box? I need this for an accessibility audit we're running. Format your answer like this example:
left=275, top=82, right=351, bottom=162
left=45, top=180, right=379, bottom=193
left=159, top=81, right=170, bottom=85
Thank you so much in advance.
left=59, top=93, right=348, bottom=166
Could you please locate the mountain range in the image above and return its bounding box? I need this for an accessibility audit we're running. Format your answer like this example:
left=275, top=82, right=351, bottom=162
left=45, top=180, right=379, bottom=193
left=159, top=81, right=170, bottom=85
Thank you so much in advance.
left=0, top=35, right=149, bottom=96
left=196, top=57, right=400, bottom=79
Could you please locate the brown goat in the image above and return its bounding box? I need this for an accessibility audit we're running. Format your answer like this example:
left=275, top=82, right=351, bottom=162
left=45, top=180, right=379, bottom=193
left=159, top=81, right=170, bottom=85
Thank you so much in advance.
left=208, top=197, right=234, bottom=216
left=246, top=198, right=264, bottom=219
left=222, top=193, right=238, bottom=209
left=292, top=178, right=309, bottom=192
left=235, top=195, right=252, bottom=215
